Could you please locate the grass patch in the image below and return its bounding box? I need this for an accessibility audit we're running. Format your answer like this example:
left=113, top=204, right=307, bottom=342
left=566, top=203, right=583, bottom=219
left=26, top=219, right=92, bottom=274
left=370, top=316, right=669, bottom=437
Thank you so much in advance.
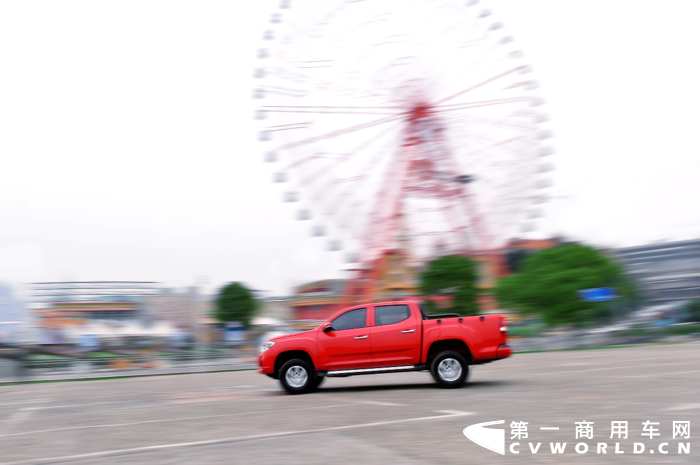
left=514, top=345, right=640, bottom=354
left=508, top=325, right=543, bottom=338
left=25, top=354, right=70, bottom=361
left=662, top=324, right=700, bottom=336
left=89, top=352, right=119, bottom=358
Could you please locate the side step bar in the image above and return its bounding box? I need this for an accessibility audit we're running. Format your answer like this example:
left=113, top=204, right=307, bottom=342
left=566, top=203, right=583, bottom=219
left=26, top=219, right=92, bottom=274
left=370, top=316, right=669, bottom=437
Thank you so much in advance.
left=321, top=364, right=427, bottom=378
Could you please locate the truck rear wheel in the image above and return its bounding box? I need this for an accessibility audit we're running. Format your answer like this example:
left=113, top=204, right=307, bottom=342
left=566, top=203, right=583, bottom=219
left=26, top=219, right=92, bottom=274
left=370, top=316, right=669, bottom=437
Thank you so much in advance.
left=279, top=359, right=314, bottom=394
left=430, top=351, right=469, bottom=388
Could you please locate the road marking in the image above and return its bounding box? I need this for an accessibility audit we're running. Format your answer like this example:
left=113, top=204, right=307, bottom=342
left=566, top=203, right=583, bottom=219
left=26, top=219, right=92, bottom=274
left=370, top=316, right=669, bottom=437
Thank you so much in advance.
left=355, top=400, right=403, bottom=406
left=0, top=409, right=35, bottom=436
left=664, top=403, right=700, bottom=411
left=623, top=370, right=700, bottom=379
left=34, top=401, right=129, bottom=410
left=520, top=354, right=691, bottom=367
left=0, top=411, right=474, bottom=464
left=536, top=360, right=693, bottom=376
left=0, top=400, right=47, bottom=407
left=0, top=403, right=360, bottom=438
left=0, top=400, right=47, bottom=436
left=0, top=401, right=131, bottom=414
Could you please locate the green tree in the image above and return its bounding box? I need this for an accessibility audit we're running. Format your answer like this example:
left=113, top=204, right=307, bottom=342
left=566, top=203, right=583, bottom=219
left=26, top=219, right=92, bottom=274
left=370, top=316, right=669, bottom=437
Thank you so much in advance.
left=686, top=299, right=700, bottom=323
left=215, top=282, right=258, bottom=328
left=504, top=247, right=531, bottom=274
left=495, top=243, right=628, bottom=327
left=419, top=255, right=479, bottom=316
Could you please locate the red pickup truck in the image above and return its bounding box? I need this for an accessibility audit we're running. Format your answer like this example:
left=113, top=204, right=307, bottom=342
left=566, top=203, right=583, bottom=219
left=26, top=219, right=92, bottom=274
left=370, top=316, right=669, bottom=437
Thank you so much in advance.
left=258, top=300, right=511, bottom=394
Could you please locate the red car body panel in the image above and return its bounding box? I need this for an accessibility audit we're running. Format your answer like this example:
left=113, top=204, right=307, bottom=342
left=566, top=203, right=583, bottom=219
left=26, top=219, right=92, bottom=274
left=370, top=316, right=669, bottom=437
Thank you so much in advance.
left=258, top=300, right=510, bottom=377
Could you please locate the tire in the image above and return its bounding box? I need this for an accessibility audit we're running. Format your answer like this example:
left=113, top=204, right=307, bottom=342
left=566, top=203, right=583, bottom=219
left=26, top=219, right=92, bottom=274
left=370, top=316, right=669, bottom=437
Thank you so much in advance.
left=312, top=375, right=326, bottom=389
left=430, top=351, right=469, bottom=388
left=279, top=359, right=314, bottom=394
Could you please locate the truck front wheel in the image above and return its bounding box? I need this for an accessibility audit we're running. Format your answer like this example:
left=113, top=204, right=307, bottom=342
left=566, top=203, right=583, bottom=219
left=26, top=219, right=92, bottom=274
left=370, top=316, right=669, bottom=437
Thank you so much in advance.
left=430, top=351, right=469, bottom=388
left=279, top=359, right=314, bottom=394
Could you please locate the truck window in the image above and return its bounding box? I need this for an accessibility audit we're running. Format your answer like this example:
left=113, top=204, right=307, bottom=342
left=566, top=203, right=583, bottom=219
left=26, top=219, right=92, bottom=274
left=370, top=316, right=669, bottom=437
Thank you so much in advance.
left=374, top=304, right=410, bottom=326
left=331, top=308, right=367, bottom=331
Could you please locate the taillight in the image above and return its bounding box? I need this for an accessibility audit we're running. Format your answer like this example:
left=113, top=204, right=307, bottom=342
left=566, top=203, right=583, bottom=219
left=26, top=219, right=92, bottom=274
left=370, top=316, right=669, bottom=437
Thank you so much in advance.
left=499, top=319, right=507, bottom=335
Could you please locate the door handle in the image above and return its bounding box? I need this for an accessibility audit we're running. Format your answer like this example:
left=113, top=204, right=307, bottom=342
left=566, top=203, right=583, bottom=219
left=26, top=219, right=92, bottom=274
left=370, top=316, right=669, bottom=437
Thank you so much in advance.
left=401, top=329, right=416, bottom=333
left=354, top=335, right=368, bottom=340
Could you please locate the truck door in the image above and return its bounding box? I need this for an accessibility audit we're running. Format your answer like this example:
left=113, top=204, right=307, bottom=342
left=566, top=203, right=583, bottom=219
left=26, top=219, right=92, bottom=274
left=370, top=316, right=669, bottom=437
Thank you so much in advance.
left=317, top=307, right=373, bottom=370
left=369, top=303, right=420, bottom=367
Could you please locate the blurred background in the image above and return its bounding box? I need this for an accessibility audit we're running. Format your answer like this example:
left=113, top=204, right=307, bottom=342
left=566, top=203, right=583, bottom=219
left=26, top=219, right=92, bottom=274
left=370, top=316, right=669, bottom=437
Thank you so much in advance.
left=0, top=1, right=699, bottom=463
left=1, top=0, right=698, bottom=380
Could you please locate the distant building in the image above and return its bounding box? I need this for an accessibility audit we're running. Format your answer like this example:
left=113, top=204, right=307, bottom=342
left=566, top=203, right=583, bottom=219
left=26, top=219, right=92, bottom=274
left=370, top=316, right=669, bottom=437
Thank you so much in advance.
left=30, top=282, right=160, bottom=328
left=613, top=239, right=700, bottom=303
left=287, top=279, right=346, bottom=321
left=258, top=296, right=293, bottom=321
left=29, top=282, right=222, bottom=343
left=473, top=237, right=566, bottom=312
left=373, top=250, right=421, bottom=300
left=0, top=284, right=24, bottom=343
left=142, top=287, right=212, bottom=329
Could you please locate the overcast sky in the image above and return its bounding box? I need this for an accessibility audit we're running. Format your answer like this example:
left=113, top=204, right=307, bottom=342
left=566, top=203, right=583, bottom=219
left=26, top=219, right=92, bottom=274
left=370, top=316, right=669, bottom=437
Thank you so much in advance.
left=1, top=0, right=699, bottom=300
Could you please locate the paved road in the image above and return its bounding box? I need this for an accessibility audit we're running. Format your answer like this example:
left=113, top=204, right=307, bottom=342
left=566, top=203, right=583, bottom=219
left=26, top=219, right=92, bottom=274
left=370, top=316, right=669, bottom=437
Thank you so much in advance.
left=0, top=342, right=698, bottom=464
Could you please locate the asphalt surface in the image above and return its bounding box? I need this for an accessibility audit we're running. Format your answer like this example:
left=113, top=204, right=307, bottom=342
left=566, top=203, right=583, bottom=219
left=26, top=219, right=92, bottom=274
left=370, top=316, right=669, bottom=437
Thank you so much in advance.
left=0, top=342, right=698, bottom=464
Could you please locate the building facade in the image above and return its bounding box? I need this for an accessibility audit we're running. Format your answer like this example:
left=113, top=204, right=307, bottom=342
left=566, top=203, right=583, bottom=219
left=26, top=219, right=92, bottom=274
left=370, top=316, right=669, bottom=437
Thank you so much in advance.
left=30, top=282, right=160, bottom=328
left=286, top=279, right=346, bottom=321
left=613, top=239, right=700, bottom=303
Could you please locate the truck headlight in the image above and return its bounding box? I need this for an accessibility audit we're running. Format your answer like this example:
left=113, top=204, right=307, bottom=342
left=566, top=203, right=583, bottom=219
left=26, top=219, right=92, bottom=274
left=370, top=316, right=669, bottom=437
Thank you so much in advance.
left=260, top=341, right=275, bottom=353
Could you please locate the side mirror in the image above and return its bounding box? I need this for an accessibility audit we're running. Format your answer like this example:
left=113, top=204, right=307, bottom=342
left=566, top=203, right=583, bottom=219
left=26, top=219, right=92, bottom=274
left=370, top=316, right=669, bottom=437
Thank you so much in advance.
left=323, top=325, right=334, bottom=333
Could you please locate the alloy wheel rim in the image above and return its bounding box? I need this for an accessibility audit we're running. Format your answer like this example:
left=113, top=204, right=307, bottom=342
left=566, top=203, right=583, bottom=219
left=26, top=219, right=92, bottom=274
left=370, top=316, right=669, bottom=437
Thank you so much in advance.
left=438, top=358, right=462, bottom=382
left=285, top=365, right=308, bottom=388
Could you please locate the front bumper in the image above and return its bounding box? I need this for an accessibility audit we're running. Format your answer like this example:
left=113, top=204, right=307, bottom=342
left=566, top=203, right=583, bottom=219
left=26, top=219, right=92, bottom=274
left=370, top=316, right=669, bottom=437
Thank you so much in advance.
left=258, top=351, right=275, bottom=375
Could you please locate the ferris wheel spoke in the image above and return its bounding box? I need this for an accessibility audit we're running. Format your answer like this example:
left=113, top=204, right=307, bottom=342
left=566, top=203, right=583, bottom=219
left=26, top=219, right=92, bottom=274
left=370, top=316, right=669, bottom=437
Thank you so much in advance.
left=260, top=109, right=401, bottom=115
left=261, top=105, right=404, bottom=116
left=437, top=39, right=515, bottom=102
left=434, top=66, right=530, bottom=105
left=273, top=114, right=405, bottom=152
left=273, top=124, right=396, bottom=176
left=446, top=114, right=535, bottom=133
left=262, top=105, right=405, bottom=110
left=295, top=123, right=398, bottom=184
left=308, top=148, right=387, bottom=201
left=432, top=96, right=534, bottom=112
left=264, top=122, right=312, bottom=131
left=449, top=130, right=533, bottom=161
left=269, top=60, right=385, bottom=103
left=452, top=137, right=531, bottom=171
left=265, top=65, right=342, bottom=94
left=305, top=146, right=394, bottom=235
left=259, top=85, right=309, bottom=98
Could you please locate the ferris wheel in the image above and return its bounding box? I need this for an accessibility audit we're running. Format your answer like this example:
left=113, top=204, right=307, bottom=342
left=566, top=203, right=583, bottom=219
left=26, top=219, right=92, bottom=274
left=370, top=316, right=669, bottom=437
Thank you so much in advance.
left=254, top=0, right=556, bottom=297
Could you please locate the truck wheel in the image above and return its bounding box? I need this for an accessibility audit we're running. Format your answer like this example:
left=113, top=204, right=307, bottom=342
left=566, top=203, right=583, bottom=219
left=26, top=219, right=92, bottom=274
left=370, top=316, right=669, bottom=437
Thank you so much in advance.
left=430, top=351, right=469, bottom=388
left=279, top=359, right=314, bottom=394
